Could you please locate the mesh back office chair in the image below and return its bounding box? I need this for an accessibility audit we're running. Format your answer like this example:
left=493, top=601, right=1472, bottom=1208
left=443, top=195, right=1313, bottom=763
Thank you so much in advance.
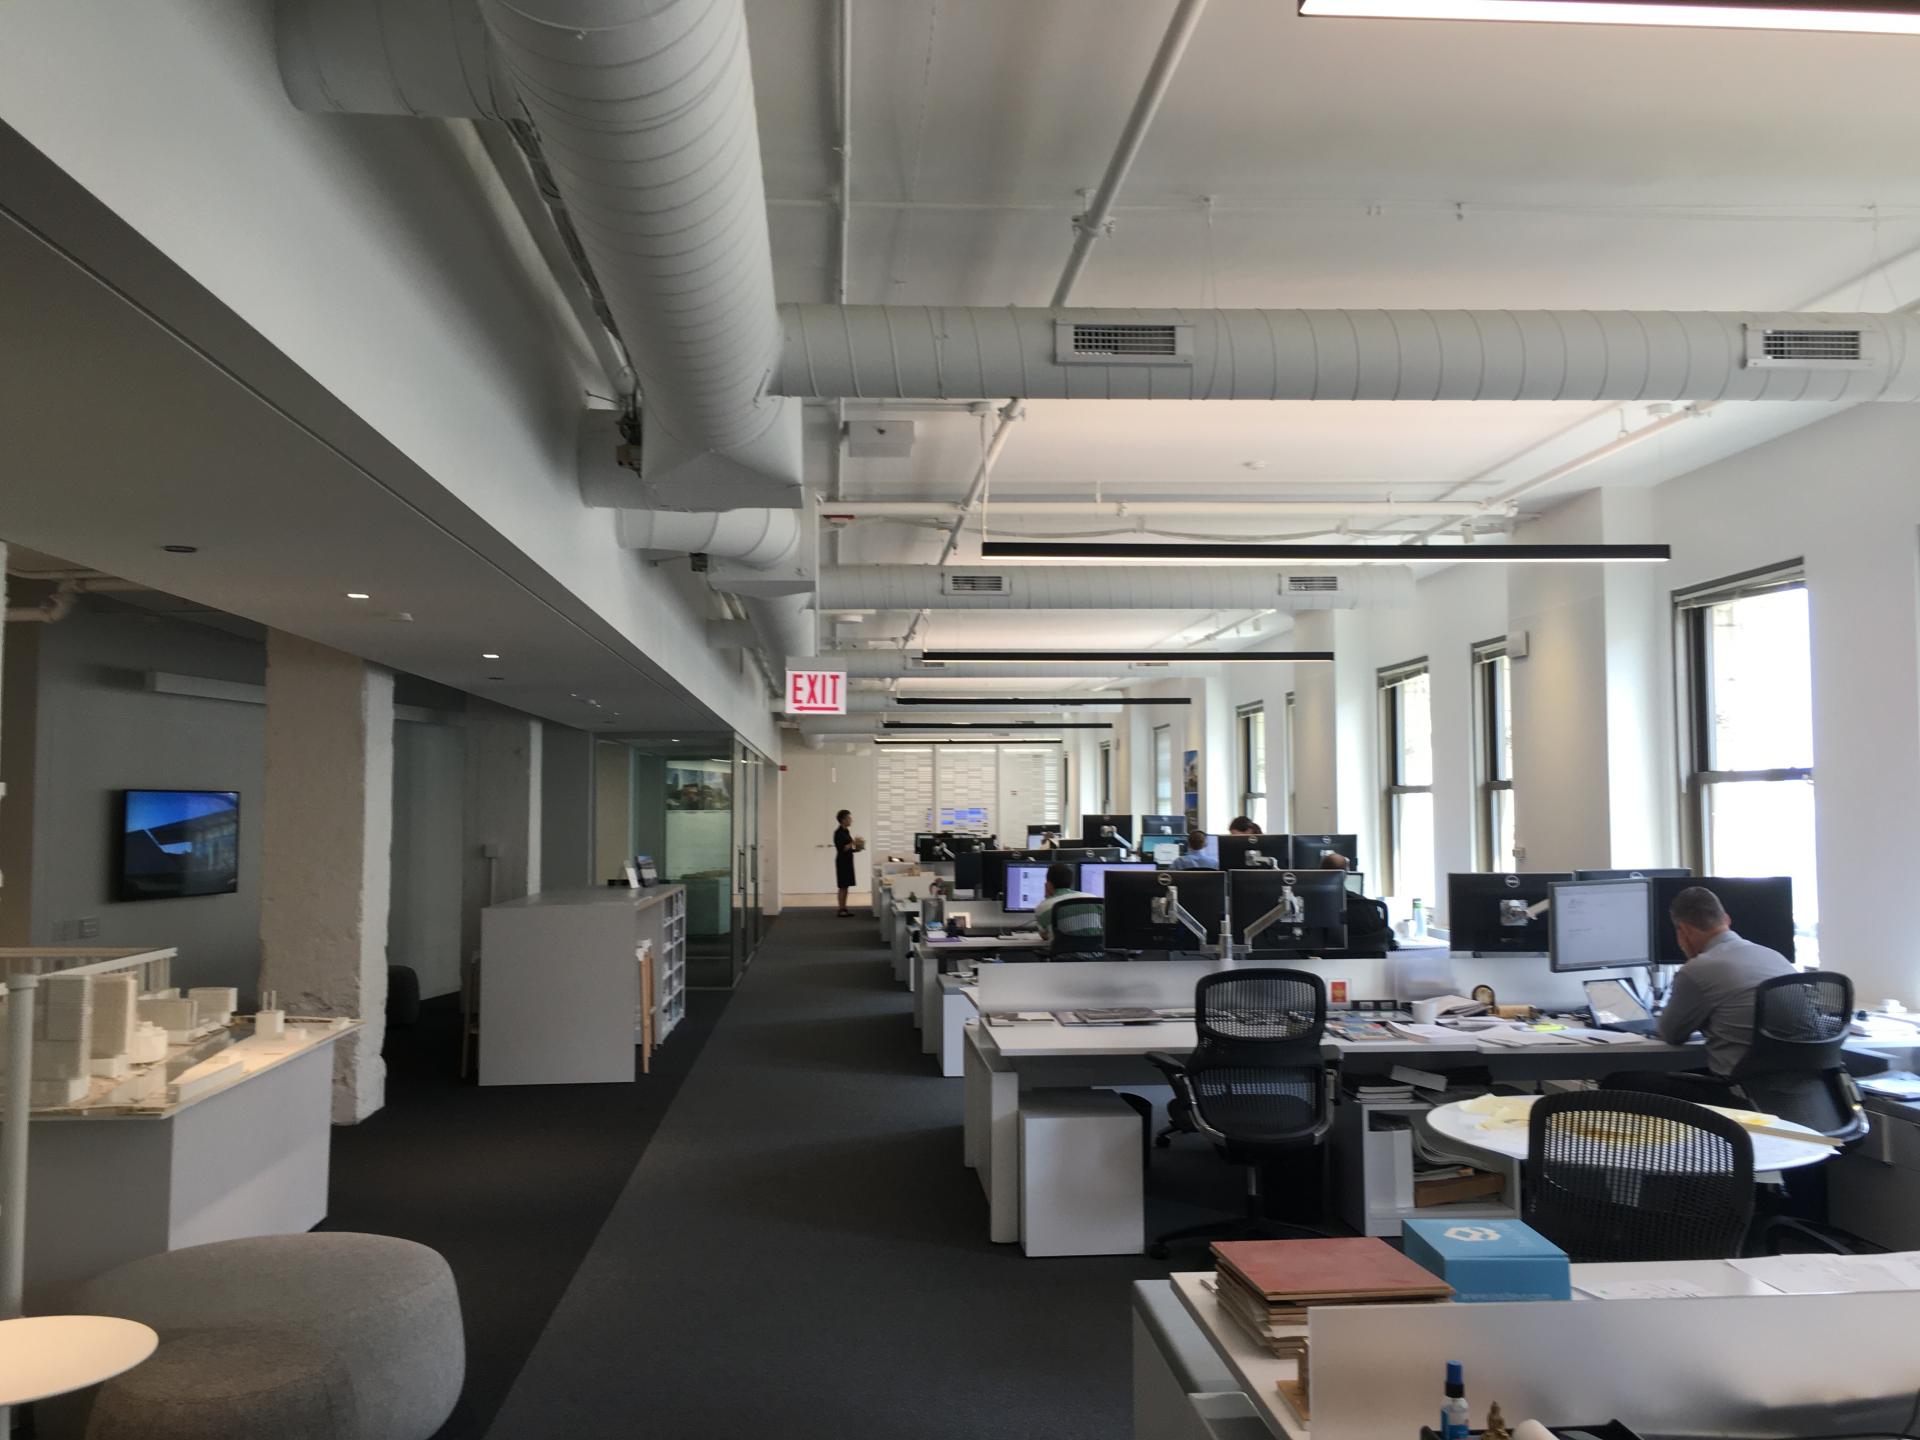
left=1733, top=973, right=1868, bottom=1142
left=1524, top=1091, right=1754, bottom=1262
left=1045, top=896, right=1109, bottom=958
left=1145, top=969, right=1336, bottom=1257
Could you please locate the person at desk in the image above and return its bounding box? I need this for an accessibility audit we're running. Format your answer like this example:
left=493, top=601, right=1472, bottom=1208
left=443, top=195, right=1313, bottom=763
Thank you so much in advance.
left=1319, top=852, right=1396, bottom=952
left=1228, top=816, right=1262, bottom=836
left=1171, top=830, right=1217, bottom=870
left=1605, top=885, right=1795, bottom=1101
left=1034, top=861, right=1105, bottom=957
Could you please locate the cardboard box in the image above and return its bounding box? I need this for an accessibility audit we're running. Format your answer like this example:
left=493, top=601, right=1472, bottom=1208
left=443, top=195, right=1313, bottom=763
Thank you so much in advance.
left=1401, top=1217, right=1570, bottom=1303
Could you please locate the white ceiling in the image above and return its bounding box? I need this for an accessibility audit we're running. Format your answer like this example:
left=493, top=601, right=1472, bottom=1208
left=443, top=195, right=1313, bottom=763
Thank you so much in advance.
left=753, top=0, right=1920, bottom=654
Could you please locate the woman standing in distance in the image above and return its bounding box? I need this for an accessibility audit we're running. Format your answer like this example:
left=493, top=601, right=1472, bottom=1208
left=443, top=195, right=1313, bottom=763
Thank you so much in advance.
left=833, top=809, right=862, bottom=917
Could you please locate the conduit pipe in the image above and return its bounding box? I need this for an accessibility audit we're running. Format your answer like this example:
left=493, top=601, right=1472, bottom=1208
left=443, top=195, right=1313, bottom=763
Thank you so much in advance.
left=774, top=306, right=1920, bottom=403
left=278, top=0, right=802, bottom=508
left=816, top=565, right=1412, bottom=612
left=822, top=498, right=1512, bottom=520
left=797, top=652, right=1299, bottom=680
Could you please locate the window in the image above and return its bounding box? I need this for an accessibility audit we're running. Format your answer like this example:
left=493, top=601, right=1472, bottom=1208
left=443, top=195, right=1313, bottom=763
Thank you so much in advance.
left=1380, top=660, right=1434, bottom=904
left=1473, top=640, right=1515, bottom=871
left=1152, top=725, right=1174, bottom=815
left=1097, top=741, right=1113, bottom=811
left=1237, top=704, right=1268, bottom=830
left=1677, top=564, right=1818, bottom=960
left=1284, top=691, right=1298, bottom=832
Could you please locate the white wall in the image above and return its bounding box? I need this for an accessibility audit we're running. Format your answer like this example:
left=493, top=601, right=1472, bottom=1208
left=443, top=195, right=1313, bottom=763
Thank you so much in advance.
left=0, top=1, right=776, bottom=757
left=539, top=722, right=595, bottom=893
left=389, top=717, right=466, bottom=998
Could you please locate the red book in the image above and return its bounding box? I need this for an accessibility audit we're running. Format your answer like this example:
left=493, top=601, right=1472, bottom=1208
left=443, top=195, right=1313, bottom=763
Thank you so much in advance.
left=1212, top=1237, right=1454, bottom=1303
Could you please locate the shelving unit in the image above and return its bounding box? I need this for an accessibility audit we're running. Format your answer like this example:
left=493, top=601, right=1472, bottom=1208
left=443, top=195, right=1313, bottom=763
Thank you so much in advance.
left=654, top=886, right=687, bottom=1045
left=1334, top=1096, right=1520, bottom=1238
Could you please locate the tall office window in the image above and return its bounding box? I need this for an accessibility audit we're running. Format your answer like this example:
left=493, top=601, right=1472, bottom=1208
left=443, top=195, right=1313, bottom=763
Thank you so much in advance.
left=1677, top=563, right=1818, bottom=959
left=1473, top=640, right=1515, bottom=871
left=1152, top=724, right=1174, bottom=814
left=1380, top=660, right=1434, bottom=904
left=1284, top=691, right=1298, bottom=832
left=1237, top=703, right=1268, bottom=830
left=1098, top=741, right=1113, bottom=811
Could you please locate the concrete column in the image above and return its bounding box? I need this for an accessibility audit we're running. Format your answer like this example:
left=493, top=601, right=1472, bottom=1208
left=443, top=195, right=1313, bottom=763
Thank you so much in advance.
left=460, top=701, right=543, bottom=963
left=539, top=722, right=594, bottom=892
left=1290, top=611, right=1339, bottom=832
left=259, top=631, right=394, bottom=1123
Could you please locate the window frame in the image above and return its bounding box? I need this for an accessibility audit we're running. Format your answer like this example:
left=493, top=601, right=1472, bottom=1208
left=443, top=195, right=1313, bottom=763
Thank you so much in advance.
left=1236, top=702, right=1268, bottom=831
left=1379, top=658, right=1433, bottom=898
left=1472, top=638, right=1514, bottom=871
left=1283, top=691, right=1297, bottom=832
left=1674, top=561, right=1813, bottom=880
left=1097, top=740, right=1113, bottom=812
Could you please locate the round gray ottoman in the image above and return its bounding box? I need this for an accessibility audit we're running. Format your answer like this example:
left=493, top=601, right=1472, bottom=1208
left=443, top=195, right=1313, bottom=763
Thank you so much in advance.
left=87, top=1329, right=356, bottom=1440
left=69, top=1234, right=463, bottom=1440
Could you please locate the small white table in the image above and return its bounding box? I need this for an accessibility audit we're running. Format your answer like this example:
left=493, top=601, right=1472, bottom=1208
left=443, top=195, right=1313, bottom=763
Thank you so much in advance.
left=0, top=1315, right=157, bottom=1406
left=1425, top=1095, right=1836, bottom=1172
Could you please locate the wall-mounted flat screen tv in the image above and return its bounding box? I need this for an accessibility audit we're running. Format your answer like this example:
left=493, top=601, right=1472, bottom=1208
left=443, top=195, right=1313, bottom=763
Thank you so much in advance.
left=117, top=790, right=240, bottom=901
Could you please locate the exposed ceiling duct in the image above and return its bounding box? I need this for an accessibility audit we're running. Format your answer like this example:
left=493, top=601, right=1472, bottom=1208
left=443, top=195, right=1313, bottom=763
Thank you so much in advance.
left=774, top=307, right=1920, bottom=403
left=789, top=652, right=1292, bottom=681
left=278, top=0, right=802, bottom=510
left=615, top=508, right=802, bottom=569
left=814, top=565, right=1410, bottom=612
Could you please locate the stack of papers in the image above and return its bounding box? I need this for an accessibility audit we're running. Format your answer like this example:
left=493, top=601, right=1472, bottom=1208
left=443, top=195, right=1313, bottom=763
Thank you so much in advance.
left=1731, top=1252, right=1920, bottom=1295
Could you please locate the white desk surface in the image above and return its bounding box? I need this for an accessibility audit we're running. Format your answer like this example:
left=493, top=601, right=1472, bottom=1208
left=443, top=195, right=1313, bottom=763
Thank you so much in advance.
left=916, top=933, right=1047, bottom=953
left=1169, top=1257, right=1861, bottom=1439
left=0, top=1315, right=158, bottom=1405
left=975, top=1016, right=1692, bottom=1062
left=1425, top=1096, right=1835, bottom=1172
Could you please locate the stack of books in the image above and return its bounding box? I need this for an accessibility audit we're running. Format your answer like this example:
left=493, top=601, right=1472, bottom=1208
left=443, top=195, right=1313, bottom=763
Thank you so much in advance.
left=1208, top=1237, right=1454, bottom=1421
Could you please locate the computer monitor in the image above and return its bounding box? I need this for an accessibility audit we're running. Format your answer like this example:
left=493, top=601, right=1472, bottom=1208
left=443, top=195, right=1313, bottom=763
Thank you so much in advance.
left=952, top=850, right=985, bottom=894
left=979, top=850, right=1011, bottom=902
left=1103, top=871, right=1227, bottom=950
left=1446, top=872, right=1574, bottom=954
left=1220, top=834, right=1291, bottom=870
left=1574, top=867, right=1692, bottom=881
left=1080, top=813, right=1135, bottom=849
left=1230, top=869, right=1348, bottom=953
left=1077, top=861, right=1156, bottom=899
left=1003, top=863, right=1052, bottom=914
left=1140, top=814, right=1187, bottom=839
left=1026, top=827, right=1062, bottom=848
left=1649, top=875, right=1796, bottom=962
left=1548, top=878, right=1654, bottom=974
left=1290, top=833, right=1358, bottom=870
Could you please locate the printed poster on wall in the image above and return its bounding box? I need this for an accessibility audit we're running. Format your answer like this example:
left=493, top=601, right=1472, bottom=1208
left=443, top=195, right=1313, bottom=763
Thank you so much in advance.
left=1182, top=749, right=1200, bottom=829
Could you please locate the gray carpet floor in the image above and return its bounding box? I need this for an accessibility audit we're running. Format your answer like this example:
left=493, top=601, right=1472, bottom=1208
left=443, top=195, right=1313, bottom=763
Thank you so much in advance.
left=484, top=909, right=1181, bottom=1440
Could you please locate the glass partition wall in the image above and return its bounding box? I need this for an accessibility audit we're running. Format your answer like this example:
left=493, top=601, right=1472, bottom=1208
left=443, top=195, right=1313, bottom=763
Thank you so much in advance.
left=598, top=732, right=770, bottom=988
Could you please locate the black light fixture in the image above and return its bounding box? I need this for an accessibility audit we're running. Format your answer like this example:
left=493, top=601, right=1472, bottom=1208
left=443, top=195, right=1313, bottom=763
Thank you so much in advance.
left=892, top=695, right=1192, bottom=707
left=1297, top=0, right=1920, bottom=33
left=981, top=540, right=1670, bottom=564
left=874, top=739, right=1064, bottom=746
left=880, top=721, right=1114, bottom=730
left=920, top=649, right=1333, bottom=664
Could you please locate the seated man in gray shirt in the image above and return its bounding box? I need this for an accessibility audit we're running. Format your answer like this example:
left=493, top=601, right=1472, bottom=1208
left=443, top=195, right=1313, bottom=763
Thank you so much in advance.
left=1606, top=885, right=1796, bottom=1102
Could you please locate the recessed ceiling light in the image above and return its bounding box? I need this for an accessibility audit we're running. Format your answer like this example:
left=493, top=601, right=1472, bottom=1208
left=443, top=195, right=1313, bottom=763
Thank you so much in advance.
left=162, top=544, right=199, bottom=554
left=482, top=653, right=501, bottom=660
left=346, top=592, right=370, bottom=600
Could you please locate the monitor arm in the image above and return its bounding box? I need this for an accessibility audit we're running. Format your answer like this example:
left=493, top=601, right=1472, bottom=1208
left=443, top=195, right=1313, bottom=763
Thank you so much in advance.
left=1498, top=896, right=1550, bottom=926
left=1245, top=850, right=1280, bottom=870
left=1150, top=874, right=1210, bottom=949
left=932, top=841, right=955, bottom=862
left=1244, top=885, right=1307, bottom=950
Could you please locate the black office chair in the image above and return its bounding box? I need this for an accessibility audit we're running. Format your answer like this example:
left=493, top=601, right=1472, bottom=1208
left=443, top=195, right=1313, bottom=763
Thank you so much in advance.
left=1045, top=895, right=1109, bottom=959
left=1145, top=968, right=1336, bottom=1257
left=1524, top=1090, right=1754, bottom=1262
left=1733, top=972, right=1868, bottom=1142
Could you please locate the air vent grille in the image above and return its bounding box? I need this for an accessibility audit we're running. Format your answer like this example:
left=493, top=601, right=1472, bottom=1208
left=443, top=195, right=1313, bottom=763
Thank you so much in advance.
left=1286, top=574, right=1341, bottom=594
left=943, top=573, right=1008, bottom=596
left=1744, top=323, right=1873, bottom=371
left=1054, top=319, right=1194, bottom=366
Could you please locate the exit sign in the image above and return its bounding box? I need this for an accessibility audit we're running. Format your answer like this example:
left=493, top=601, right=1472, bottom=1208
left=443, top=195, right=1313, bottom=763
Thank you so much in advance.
left=785, top=669, right=848, bottom=715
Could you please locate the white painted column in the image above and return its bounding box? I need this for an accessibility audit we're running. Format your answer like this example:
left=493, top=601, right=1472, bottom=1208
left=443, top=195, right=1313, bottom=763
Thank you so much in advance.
left=260, top=630, right=394, bottom=1123
left=460, top=700, right=543, bottom=964
left=1290, top=611, right=1339, bottom=832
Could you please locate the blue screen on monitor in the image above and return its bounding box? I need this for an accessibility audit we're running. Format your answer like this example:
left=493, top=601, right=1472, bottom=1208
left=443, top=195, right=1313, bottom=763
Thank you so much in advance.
left=118, top=789, right=240, bottom=900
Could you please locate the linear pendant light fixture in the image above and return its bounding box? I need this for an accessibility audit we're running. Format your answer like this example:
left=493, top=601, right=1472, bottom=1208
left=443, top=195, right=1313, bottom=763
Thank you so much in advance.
left=1297, top=1, right=1920, bottom=35
left=980, top=541, right=1670, bottom=564
left=881, top=720, right=1114, bottom=730
left=892, top=696, right=1193, bottom=706
left=919, top=649, right=1334, bottom=664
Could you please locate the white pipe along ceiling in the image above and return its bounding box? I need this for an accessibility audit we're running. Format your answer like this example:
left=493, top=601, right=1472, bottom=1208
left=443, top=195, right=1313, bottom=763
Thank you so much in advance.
left=813, top=565, right=1412, bottom=612
left=774, top=307, right=1920, bottom=403
left=788, top=652, right=1290, bottom=681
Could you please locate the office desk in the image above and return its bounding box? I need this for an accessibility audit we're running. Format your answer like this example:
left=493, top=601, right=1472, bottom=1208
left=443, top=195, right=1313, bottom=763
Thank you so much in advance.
left=1424, top=1095, right=1835, bottom=1172
left=936, top=975, right=978, bottom=1077
left=911, top=924, right=1044, bottom=1046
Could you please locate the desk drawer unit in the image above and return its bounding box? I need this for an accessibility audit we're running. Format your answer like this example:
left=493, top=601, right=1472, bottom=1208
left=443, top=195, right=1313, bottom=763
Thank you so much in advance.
left=1020, top=1090, right=1144, bottom=1256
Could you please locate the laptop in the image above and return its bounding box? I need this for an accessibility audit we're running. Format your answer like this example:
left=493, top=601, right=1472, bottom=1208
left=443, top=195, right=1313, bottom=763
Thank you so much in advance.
left=1584, top=977, right=1658, bottom=1036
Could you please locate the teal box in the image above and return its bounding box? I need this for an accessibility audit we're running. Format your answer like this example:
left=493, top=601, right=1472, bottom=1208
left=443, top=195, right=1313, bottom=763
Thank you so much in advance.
left=1401, top=1219, right=1570, bottom=1303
